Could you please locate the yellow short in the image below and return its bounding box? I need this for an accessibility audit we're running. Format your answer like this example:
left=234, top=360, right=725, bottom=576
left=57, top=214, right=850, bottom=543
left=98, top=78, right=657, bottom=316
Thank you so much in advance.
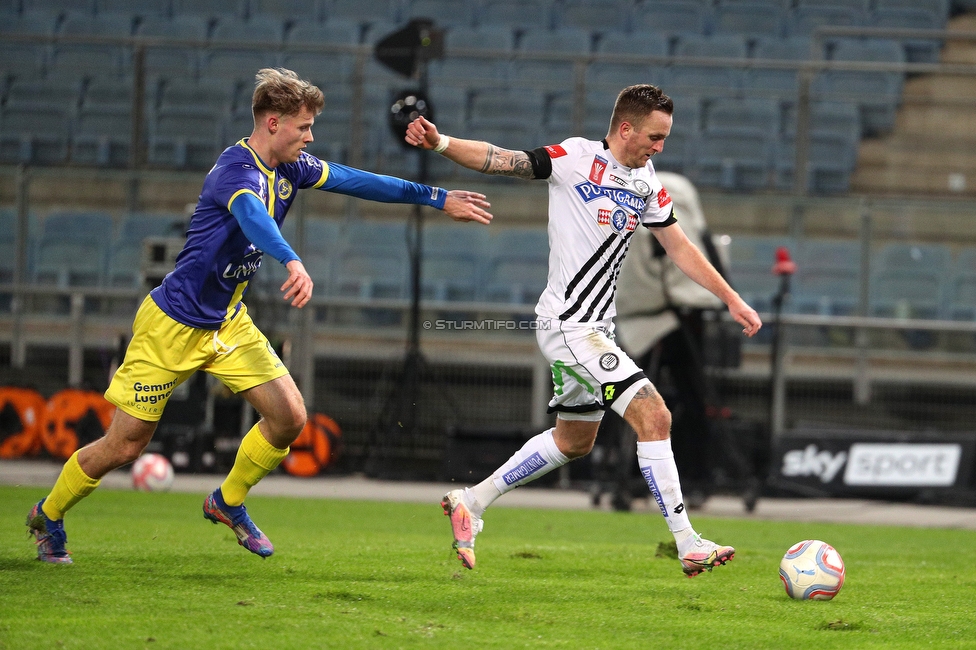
left=105, top=295, right=289, bottom=421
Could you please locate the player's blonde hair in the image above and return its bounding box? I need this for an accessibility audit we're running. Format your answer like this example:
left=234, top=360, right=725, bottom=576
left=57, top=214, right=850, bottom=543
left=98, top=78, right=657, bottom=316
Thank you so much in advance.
left=609, top=84, right=673, bottom=133
left=252, top=68, right=325, bottom=119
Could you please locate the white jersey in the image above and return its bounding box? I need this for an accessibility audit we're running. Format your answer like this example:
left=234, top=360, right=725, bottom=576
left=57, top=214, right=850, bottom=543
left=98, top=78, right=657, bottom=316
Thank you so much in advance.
left=534, top=137, right=675, bottom=323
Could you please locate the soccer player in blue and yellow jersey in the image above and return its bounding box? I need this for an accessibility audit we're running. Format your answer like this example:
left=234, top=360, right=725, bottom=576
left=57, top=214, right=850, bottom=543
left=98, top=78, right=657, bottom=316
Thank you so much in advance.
left=26, top=68, right=493, bottom=563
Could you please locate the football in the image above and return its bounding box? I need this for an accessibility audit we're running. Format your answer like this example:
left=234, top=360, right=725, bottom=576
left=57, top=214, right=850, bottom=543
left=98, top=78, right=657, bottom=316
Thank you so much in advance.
left=779, top=539, right=846, bottom=600
left=131, top=453, right=175, bottom=492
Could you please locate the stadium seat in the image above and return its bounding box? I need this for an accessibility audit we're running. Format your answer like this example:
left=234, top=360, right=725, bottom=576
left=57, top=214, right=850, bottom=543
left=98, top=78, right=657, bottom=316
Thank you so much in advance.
left=774, top=134, right=858, bottom=194
left=586, top=30, right=670, bottom=98
left=0, top=105, right=71, bottom=165
left=71, top=105, right=133, bottom=167
left=97, top=0, right=172, bottom=17
left=694, top=132, right=772, bottom=191
left=421, top=222, right=489, bottom=303
left=793, top=238, right=863, bottom=315
left=477, top=0, right=553, bottom=29
left=136, top=15, right=210, bottom=78
left=631, top=1, right=711, bottom=36
left=512, top=26, right=593, bottom=89
left=170, top=0, right=248, bottom=19
left=946, top=248, right=976, bottom=321
left=469, top=88, right=545, bottom=131
left=713, top=2, right=785, bottom=38
left=288, top=218, right=339, bottom=289
left=670, top=34, right=748, bottom=95
left=704, top=97, right=781, bottom=138
left=0, top=209, right=37, bottom=285
left=869, top=243, right=951, bottom=320
left=813, top=38, right=904, bottom=136
left=786, top=4, right=867, bottom=37
left=45, top=11, right=132, bottom=79
left=32, top=212, right=115, bottom=287
left=725, top=235, right=796, bottom=313
left=251, top=0, right=323, bottom=21
left=428, top=24, right=515, bottom=89
left=481, top=227, right=549, bottom=306
left=555, top=0, right=633, bottom=35
left=870, top=8, right=946, bottom=63
left=284, top=19, right=361, bottom=83
left=203, top=15, right=284, bottom=80
left=403, top=0, right=476, bottom=28
left=323, top=0, right=401, bottom=24
left=2, top=77, right=84, bottom=111
left=107, top=212, right=186, bottom=288
left=745, top=37, right=813, bottom=99
left=330, top=220, right=408, bottom=300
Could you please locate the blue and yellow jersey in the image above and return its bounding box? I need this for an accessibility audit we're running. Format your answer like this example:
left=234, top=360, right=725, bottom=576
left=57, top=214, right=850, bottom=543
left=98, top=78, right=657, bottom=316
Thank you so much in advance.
left=151, top=139, right=447, bottom=329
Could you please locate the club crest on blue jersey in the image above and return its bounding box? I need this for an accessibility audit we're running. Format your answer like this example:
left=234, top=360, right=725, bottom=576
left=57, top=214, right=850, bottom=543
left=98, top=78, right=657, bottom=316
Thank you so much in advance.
left=277, top=178, right=293, bottom=200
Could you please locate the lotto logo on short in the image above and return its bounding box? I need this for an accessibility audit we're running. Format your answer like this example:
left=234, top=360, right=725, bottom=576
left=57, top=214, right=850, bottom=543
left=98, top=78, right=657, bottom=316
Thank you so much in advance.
left=600, top=353, right=619, bottom=371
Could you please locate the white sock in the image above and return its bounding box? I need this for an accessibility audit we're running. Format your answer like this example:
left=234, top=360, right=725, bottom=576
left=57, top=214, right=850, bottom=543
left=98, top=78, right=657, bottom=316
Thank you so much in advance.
left=637, top=439, right=694, bottom=542
left=464, top=428, right=569, bottom=517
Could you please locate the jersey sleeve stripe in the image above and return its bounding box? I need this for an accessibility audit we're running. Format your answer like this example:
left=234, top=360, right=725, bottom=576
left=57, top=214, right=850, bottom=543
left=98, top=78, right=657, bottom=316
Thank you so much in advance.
left=227, top=189, right=268, bottom=214
left=311, top=161, right=330, bottom=189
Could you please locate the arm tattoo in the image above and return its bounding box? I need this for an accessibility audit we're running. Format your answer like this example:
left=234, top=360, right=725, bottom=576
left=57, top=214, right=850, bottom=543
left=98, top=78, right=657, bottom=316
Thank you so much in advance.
left=480, top=144, right=535, bottom=179
left=631, top=384, right=658, bottom=401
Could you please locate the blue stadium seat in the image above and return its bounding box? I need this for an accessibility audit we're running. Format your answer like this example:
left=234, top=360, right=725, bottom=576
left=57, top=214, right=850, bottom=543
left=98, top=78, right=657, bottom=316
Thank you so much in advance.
left=251, top=0, right=323, bottom=21
left=469, top=88, right=545, bottom=131
left=170, top=0, right=247, bottom=19
left=870, top=8, right=946, bottom=63
left=284, top=19, right=361, bottom=83
left=670, top=34, right=747, bottom=95
left=71, top=105, right=133, bottom=167
left=745, top=37, right=812, bottom=99
left=586, top=30, right=670, bottom=97
left=694, top=132, right=772, bottom=190
left=32, top=212, right=115, bottom=287
left=946, top=248, right=976, bottom=321
left=136, top=15, right=210, bottom=78
left=2, top=77, right=84, bottom=111
left=293, top=218, right=340, bottom=289
left=793, top=238, right=862, bottom=315
left=477, top=0, right=553, bottom=29
left=725, top=235, right=796, bottom=313
left=421, top=222, right=489, bottom=303
left=481, top=227, right=549, bottom=306
left=203, top=15, right=284, bottom=80
left=704, top=97, right=781, bottom=138
left=428, top=24, right=515, bottom=89
left=107, top=212, right=186, bottom=288
left=869, top=243, right=951, bottom=320
left=97, top=0, right=172, bottom=17
left=323, top=0, right=401, bottom=24
left=512, top=26, right=593, bottom=88
left=774, top=133, right=858, bottom=194
left=404, top=0, right=476, bottom=28
left=813, top=38, right=904, bottom=136
left=631, top=1, right=711, bottom=36
left=329, top=220, right=408, bottom=300
left=0, top=105, right=71, bottom=165
left=46, top=11, right=133, bottom=78
left=83, top=76, right=134, bottom=110
left=555, top=0, right=633, bottom=35
left=786, top=4, right=867, bottom=36
left=713, top=2, right=785, bottom=38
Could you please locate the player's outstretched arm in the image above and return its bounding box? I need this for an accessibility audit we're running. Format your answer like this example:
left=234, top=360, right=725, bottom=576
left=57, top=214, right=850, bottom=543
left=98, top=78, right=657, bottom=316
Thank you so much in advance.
left=442, top=190, right=493, bottom=224
left=281, top=259, right=313, bottom=308
left=405, top=116, right=535, bottom=179
left=652, top=223, right=762, bottom=338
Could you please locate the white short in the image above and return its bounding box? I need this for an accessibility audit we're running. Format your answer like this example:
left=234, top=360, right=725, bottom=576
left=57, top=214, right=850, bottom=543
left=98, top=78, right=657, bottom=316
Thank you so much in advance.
left=536, top=317, right=650, bottom=420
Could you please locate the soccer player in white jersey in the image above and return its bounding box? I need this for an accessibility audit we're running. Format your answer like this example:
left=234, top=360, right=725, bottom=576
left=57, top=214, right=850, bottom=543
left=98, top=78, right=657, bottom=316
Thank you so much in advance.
left=405, top=84, right=762, bottom=577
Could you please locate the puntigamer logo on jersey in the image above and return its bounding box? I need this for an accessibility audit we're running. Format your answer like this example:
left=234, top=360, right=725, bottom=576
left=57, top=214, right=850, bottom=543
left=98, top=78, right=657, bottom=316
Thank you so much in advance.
left=277, top=178, right=293, bottom=200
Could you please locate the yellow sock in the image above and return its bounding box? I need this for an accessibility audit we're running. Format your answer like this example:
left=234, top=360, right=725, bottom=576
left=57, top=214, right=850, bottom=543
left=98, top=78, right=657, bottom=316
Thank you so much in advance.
left=220, top=424, right=289, bottom=506
left=42, top=451, right=101, bottom=520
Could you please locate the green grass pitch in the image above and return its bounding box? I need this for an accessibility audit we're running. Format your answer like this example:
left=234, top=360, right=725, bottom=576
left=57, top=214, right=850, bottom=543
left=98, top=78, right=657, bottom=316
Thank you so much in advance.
left=2, top=485, right=975, bottom=649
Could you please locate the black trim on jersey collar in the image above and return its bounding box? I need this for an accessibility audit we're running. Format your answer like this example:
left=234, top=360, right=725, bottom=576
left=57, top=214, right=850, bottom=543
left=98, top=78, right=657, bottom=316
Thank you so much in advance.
left=601, top=139, right=609, bottom=150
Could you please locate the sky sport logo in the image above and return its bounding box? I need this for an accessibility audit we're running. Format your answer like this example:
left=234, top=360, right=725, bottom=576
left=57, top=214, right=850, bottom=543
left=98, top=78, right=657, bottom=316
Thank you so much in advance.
left=425, top=320, right=552, bottom=331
